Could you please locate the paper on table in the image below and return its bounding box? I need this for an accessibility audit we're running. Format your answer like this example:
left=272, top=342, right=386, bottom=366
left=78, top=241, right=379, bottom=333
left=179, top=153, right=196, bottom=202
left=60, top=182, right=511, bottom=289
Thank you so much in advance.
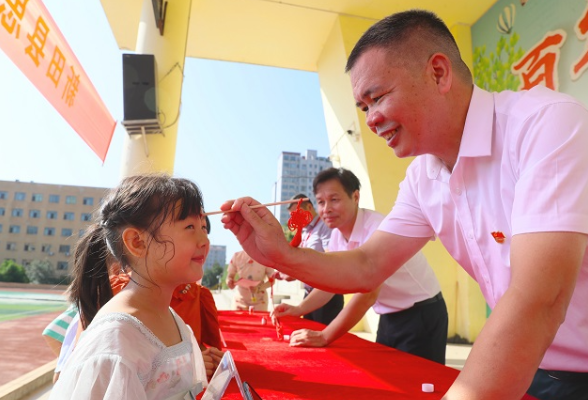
left=235, top=279, right=261, bottom=288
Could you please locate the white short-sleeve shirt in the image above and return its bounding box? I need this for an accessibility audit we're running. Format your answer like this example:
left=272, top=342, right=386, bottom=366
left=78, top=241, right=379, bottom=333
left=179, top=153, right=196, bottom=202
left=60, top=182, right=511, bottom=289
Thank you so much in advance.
left=51, top=309, right=207, bottom=400
left=378, top=85, right=588, bottom=372
left=329, top=208, right=440, bottom=314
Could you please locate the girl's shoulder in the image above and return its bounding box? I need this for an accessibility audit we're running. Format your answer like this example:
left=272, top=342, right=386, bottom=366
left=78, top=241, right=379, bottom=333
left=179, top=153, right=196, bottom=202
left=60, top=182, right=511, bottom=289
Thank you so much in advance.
left=87, top=309, right=192, bottom=348
left=71, top=310, right=193, bottom=373
left=82, top=312, right=165, bottom=353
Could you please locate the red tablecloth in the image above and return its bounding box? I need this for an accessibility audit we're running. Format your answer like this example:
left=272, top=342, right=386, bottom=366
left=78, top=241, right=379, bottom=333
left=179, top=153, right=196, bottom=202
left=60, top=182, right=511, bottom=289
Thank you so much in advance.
left=214, top=311, right=536, bottom=400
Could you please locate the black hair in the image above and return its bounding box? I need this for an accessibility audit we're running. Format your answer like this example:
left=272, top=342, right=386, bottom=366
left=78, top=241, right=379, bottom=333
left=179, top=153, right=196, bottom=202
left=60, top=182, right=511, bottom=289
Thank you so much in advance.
left=345, top=9, right=471, bottom=80
left=289, top=193, right=313, bottom=209
left=313, top=167, right=361, bottom=197
left=69, top=173, right=205, bottom=328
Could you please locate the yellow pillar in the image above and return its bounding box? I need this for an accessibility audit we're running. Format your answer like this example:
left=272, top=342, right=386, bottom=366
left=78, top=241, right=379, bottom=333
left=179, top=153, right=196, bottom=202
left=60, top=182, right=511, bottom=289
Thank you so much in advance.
left=120, top=0, right=192, bottom=177
left=316, top=15, right=487, bottom=341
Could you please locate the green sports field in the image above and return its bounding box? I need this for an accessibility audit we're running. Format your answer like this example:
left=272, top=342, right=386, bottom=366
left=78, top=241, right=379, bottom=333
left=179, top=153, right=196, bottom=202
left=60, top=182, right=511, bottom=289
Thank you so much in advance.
left=0, top=290, right=68, bottom=322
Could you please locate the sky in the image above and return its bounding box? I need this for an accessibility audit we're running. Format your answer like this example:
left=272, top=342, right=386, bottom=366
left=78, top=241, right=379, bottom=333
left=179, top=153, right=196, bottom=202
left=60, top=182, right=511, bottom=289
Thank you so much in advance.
left=0, top=0, right=332, bottom=262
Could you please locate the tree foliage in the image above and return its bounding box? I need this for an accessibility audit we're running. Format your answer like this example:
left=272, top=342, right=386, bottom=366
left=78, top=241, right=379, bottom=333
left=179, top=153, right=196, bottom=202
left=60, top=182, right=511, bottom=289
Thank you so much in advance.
left=0, top=260, right=29, bottom=283
left=24, top=259, right=60, bottom=284
left=201, top=263, right=226, bottom=290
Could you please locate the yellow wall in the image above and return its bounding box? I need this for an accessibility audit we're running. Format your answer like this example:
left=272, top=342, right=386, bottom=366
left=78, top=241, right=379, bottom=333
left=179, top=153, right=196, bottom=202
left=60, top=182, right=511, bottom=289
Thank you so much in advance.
left=316, top=15, right=488, bottom=341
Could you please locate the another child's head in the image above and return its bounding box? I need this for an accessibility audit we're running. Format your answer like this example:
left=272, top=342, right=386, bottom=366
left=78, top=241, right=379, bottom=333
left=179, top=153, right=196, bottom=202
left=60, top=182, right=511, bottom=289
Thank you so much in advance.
left=70, top=173, right=209, bottom=327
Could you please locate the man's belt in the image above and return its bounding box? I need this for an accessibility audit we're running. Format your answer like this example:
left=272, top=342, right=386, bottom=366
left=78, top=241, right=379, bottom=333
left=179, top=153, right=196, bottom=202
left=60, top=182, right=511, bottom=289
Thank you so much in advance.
left=413, top=292, right=443, bottom=308
left=542, top=369, right=588, bottom=383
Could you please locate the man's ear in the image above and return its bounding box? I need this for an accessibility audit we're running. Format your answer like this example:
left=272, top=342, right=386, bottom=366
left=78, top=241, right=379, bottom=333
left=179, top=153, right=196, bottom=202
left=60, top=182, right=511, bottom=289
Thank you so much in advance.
left=121, top=227, right=147, bottom=258
left=352, top=189, right=360, bottom=204
left=429, top=53, right=452, bottom=95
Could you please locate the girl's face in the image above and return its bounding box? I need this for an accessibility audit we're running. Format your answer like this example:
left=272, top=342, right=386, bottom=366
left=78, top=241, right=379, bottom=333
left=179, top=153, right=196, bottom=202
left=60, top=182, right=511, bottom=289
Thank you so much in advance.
left=149, top=212, right=210, bottom=287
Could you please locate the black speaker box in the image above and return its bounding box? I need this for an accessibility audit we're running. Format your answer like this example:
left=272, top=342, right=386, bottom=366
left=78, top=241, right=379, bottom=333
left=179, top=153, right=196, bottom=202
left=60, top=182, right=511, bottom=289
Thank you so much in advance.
left=122, top=54, right=157, bottom=121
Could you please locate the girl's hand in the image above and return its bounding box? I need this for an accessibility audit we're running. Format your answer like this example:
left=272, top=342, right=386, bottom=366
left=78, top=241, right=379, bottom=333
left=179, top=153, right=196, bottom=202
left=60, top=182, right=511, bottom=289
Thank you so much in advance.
left=201, top=347, right=225, bottom=379
left=208, top=347, right=225, bottom=365
left=201, top=351, right=215, bottom=380
left=226, top=277, right=236, bottom=289
left=288, top=329, right=328, bottom=347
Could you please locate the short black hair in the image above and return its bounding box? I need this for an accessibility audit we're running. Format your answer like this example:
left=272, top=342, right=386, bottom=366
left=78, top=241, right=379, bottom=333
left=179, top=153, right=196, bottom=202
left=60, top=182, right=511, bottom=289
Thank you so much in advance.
left=345, top=9, right=470, bottom=80
left=288, top=193, right=312, bottom=210
left=313, top=168, right=360, bottom=197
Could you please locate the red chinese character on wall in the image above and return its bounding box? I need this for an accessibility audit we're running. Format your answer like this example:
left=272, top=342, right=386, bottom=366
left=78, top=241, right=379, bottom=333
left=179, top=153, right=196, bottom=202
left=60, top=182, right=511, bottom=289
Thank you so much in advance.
left=25, top=16, right=49, bottom=67
left=0, top=0, right=28, bottom=38
left=571, top=3, right=588, bottom=81
left=512, top=30, right=567, bottom=91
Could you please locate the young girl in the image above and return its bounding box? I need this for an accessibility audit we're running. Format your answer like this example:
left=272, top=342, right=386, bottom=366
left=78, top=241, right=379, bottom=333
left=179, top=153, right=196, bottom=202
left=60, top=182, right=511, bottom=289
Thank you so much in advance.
left=50, top=174, right=210, bottom=400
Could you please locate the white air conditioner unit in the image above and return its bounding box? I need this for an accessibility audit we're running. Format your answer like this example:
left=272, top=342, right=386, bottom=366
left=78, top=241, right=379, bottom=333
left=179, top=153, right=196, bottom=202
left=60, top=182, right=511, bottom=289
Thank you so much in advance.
left=48, top=252, right=54, bottom=256
left=65, top=252, right=71, bottom=256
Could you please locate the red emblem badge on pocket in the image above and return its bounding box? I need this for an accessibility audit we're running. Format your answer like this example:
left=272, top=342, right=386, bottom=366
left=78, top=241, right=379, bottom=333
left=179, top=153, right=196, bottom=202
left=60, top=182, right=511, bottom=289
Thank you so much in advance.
left=491, top=231, right=506, bottom=243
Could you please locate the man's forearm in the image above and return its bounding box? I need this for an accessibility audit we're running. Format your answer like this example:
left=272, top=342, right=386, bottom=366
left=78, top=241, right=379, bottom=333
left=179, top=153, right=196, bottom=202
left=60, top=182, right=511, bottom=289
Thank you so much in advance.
left=297, top=289, right=335, bottom=315
left=278, top=232, right=426, bottom=294
left=443, top=290, right=565, bottom=400
left=322, top=290, right=379, bottom=345
left=276, top=247, right=373, bottom=293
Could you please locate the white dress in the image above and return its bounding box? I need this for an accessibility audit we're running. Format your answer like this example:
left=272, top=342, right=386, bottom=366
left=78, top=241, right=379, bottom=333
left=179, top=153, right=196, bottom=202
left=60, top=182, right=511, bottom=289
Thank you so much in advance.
left=50, top=309, right=207, bottom=400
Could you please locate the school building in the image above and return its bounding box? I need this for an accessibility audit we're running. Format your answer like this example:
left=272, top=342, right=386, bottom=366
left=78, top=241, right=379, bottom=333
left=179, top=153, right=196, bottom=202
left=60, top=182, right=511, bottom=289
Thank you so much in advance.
left=0, top=180, right=109, bottom=275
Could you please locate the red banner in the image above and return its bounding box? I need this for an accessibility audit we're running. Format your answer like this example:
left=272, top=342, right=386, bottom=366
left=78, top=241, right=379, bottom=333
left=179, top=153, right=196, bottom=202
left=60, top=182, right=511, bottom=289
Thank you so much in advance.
left=0, top=0, right=115, bottom=161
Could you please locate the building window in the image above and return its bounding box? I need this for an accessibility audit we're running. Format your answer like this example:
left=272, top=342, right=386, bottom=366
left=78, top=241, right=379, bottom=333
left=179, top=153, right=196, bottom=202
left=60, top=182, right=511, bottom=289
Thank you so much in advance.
left=44, top=227, right=55, bottom=236
left=26, top=226, right=38, bottom=235
left=0, top=224, right=2, bottom=233
left=29, top=209, right=41, bottom=218
left=61, top=228, right=73, bottom=237
left=57, top=262, right=68, bottom=270
left=0, top=191, right=7, bottom=200
left=24, top=244, right=35, bottom=252
left=65, top=196, right=76, bottom=204
left=49, top=195, right=60, bottom=203
left=22, top=259, right=31, bottom=267
left=46, top=211, right=58, bottom=219
left=9, top=225, right=20, bottom=234
left=12, top=208, right=23, bottom=217
left=78, top=228, right=85, bottom=238
left=0, top=207, right=4, bottom=216
left=59, top=244, right=71, bottom=254
left=41, top=244, right=52, bottom=253
left=6, top=242, right=16, bottom=250
left=31, top=193, right=43, bottom=202
left=83, top=197, right=94, bottom=206
left=63, top=212, right=75, bottom=221
left=81, top=213, right=92, bottom=222
left=14, top=192, right=25, bottom=201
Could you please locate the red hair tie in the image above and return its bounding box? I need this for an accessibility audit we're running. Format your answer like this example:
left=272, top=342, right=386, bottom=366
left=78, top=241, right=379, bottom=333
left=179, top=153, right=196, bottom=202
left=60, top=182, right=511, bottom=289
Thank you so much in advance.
left=287, top=199, right=313, bottom=247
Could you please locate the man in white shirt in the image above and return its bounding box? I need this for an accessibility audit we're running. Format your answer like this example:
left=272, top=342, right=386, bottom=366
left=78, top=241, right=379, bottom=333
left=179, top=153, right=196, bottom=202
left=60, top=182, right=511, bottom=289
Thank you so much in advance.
left=221, top=9, right=588, bottom=400
left=273, top=168, right=447, bottom=364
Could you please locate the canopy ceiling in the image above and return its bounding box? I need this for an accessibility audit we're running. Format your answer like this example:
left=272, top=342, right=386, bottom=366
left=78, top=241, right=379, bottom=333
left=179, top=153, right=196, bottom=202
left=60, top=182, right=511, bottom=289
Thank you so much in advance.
left=100, top=0, right=499, bottom=72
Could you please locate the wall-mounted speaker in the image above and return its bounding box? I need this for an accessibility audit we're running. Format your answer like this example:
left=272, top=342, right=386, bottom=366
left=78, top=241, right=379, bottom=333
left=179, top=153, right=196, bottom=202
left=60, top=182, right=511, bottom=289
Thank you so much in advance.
left=122, top=54, right=157, bottom=121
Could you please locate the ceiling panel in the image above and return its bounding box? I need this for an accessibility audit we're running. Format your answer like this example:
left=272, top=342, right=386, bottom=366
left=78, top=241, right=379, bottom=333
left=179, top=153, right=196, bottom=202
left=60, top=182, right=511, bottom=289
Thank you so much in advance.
left=100, top=0, right=499, bottom=71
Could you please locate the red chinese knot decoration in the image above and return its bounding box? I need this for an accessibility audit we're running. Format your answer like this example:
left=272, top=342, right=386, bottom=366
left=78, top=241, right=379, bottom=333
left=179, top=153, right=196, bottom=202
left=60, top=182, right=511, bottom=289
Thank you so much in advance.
left=287, top=199, right=313, bottom=247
